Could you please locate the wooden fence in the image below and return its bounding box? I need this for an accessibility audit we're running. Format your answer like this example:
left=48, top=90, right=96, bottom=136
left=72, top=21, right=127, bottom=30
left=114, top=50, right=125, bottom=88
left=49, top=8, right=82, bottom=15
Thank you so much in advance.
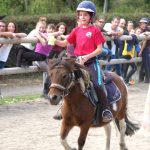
left=0, top=34, right=147, bottom=76
left=0, top=57, right=142, bottom=75
left=0, top=34, right=150, bottom=44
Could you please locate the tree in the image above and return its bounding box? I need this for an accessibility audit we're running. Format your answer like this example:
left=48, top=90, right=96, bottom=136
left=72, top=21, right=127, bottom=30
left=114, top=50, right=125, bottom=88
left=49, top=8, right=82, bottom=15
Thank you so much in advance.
left=103, top=0, right=108, bottom=14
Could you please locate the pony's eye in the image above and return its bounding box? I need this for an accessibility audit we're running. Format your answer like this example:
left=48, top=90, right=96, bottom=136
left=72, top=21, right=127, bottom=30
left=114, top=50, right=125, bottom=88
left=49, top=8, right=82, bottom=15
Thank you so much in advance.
left=49, top=72, right=53, bottom=78
left=62, top=74, right=68, bottom=79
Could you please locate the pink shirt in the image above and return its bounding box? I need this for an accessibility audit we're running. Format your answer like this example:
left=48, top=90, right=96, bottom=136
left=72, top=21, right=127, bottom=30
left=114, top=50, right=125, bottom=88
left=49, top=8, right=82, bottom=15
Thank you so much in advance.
left=67, top=26, right=105, bottom=56
left=35, top=33, right=53, bottom=56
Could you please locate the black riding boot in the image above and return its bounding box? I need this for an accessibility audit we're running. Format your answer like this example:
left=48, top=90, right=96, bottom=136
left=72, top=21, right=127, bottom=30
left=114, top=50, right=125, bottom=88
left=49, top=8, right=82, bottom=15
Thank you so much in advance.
left=94, top=86, right=113, bottom=124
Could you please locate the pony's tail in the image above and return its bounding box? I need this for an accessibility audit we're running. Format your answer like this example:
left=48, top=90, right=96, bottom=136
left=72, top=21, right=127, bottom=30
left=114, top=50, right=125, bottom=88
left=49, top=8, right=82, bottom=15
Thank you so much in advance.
left=124, top=113, right=140, bottom=136
left=115, top=113, right=140, bottom=136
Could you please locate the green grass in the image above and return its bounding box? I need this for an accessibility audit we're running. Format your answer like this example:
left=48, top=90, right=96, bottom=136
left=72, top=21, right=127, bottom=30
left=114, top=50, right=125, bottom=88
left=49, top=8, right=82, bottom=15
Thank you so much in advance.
left=0, top=94, right=41, bottom=105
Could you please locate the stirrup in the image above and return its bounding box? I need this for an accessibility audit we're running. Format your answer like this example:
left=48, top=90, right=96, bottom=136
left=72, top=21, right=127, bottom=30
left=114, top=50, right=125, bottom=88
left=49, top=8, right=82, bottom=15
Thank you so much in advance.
left=102, top=109, right=113, bottom=122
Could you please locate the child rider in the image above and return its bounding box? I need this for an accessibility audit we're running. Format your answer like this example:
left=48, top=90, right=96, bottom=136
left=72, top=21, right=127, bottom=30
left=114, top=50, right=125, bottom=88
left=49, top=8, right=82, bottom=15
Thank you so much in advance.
left=49, top=0, right=113, bottom=123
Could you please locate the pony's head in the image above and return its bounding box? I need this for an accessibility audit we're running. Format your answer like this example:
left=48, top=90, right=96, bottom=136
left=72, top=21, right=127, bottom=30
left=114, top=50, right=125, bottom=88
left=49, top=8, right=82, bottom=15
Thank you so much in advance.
left=48, top=58, right=77, bottom=105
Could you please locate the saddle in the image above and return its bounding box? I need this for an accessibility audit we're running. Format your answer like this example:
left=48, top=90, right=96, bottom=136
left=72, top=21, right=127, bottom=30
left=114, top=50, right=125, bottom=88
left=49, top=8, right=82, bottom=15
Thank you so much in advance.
left=84, top=72, right=121, bottom=125
left=85, top=72, right=121, bottom=107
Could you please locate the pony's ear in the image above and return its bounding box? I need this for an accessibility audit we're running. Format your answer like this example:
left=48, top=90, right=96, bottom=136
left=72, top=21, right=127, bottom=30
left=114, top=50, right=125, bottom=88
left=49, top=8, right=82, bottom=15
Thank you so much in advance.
left=48, top=58, right=58, bottom=69
left=63, top=58, right=76, bottom=67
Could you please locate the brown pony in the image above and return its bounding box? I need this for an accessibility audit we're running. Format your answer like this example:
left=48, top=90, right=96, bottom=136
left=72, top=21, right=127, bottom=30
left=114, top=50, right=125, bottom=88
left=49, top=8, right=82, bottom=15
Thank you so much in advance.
left=48, top=58, right=139, bottom=150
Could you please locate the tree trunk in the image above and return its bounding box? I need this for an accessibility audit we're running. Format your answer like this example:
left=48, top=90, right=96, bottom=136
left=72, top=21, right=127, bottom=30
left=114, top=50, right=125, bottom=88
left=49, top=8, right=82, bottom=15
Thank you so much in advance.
left=24, top=0, right=28, bottom=12
left=103, top=0, right=108, bottom=14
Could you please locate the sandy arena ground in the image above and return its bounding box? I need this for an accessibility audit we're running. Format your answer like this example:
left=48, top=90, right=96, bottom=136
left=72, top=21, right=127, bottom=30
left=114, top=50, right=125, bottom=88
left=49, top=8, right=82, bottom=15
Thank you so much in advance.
left=0, top=83, right=150, bottom=150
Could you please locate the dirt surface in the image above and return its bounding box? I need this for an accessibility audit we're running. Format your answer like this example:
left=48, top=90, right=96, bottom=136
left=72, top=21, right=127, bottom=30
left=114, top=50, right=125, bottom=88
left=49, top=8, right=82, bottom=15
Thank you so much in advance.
left=0, top=83, right=150, bottom=150
left=0, top=73, right=43, bottom=97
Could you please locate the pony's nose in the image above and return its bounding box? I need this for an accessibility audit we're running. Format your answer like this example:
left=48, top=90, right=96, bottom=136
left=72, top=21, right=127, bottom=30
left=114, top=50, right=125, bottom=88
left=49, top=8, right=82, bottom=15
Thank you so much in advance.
left=51, top=95, right=58, bottom=101
left=49, top=94, right=62, bottom=105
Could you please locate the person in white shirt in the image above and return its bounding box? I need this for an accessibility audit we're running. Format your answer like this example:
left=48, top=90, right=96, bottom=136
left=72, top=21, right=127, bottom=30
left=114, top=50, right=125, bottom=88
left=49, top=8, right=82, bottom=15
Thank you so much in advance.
left=0, top=20, right=27, bottom=69
left=103, top=17, right=123, bottom=76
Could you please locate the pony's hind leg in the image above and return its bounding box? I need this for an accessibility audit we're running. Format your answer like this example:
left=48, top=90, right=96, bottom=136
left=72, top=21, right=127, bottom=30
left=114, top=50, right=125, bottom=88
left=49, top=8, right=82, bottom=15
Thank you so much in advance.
left=60, top=122, right=76, bottom=150
left=118, top=119, right=128, bottom=150
left=104, top=123, right=111, bottom=150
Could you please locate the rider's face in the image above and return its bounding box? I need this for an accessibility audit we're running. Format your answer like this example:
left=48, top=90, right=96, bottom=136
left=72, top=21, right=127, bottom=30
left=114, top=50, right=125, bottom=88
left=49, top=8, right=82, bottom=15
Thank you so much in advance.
left=78, top=11, right=91, bottom=26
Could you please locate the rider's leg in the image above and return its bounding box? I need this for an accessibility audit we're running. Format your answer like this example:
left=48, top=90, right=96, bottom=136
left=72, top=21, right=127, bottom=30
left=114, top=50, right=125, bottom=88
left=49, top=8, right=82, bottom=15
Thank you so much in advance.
left=94, top=85, right=113, bottom=122
left=87, top=59, right=113, bottom=123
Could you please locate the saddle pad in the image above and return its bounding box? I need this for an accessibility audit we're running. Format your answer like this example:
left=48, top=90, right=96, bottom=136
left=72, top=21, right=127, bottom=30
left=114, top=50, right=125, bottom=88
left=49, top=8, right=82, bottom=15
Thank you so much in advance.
left=105, top=81, right=121, bottom=104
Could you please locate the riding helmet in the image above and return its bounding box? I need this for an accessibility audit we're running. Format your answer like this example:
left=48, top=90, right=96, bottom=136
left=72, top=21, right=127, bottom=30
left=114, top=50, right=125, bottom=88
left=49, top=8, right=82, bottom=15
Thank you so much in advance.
left=76, top=0, right=96, bottom=17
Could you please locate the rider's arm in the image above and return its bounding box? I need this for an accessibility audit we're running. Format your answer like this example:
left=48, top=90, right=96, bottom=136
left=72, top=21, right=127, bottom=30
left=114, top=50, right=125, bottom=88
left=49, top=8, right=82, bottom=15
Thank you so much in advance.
left=55, top=39, right=68, bottom=47
left=78, top=44, right=103, bottom=65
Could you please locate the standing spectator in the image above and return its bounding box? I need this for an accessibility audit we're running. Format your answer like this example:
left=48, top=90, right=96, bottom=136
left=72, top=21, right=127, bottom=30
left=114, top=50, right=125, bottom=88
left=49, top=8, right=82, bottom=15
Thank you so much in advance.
left=119, top=18, right=129, bottom=35
left=103, top=17, right=123, bottom=76
left=119, top=18, right=126, bottom=31
left=119, top=18, right=126, bottom=28
left=126, top=21, right=134, bottom=34
left=138, top=18, right=150, bottom=83
left=122, top=30, right=140, bottom=85
left=38, top=16, right=47, bottom=23
left=94, top=17, right=112, bottom=60
left=94, top=16, right=106, bottom=32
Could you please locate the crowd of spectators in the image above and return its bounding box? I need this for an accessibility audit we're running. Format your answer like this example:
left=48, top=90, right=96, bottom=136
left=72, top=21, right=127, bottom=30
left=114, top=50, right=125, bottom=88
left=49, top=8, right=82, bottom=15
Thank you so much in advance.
left=0, top=15, right=150, bottom=98
left=95, top=16, right=150, bottom=84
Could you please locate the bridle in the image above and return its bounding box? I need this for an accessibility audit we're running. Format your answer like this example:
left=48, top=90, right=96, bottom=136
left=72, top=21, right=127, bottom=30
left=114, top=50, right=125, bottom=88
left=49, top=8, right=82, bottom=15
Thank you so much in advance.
left=50, top=70, right=76, bottom=97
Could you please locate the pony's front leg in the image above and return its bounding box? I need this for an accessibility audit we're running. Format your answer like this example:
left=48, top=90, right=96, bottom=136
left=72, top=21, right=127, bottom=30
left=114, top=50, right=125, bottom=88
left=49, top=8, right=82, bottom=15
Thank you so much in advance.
left=60, top=121, right=76, bottom=150
left=77, top=124, right=90, bottom=150
left=119, top=119, right=128, bottom=150
left=104, top=123, right=111, bottom=150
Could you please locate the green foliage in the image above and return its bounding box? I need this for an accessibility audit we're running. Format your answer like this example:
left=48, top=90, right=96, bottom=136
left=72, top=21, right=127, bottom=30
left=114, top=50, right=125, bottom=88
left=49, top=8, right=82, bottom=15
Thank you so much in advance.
left=108, top=0, right=150, bottom=13
left=0, top=0, right=149, bottom=16
left=0, top=0, right=25, bottom=15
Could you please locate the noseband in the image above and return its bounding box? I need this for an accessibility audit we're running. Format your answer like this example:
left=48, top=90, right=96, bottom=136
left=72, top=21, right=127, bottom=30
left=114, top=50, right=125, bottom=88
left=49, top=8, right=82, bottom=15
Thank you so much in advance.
left=50, top=71, right=75, bottom=97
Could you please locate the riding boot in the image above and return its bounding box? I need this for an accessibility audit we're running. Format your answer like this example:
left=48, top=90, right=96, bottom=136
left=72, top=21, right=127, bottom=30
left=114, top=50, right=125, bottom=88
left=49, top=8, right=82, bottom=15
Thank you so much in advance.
left=95, top=86, right=113, bottom=123
left=92, top=105, right=102, bottom=125
left=41, top=83, right=49, bottom=99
